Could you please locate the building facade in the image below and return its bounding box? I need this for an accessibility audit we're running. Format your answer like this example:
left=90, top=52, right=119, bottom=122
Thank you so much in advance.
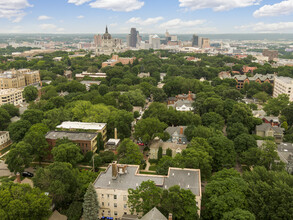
left=233, top=74, right=274, bottom=89
left=0, top=131, right=11, bottom=150
left=45, top=131, right=98, bottom=155
left=0, top=88, right=23, bottom=106
left=94, top=162, right=201, bottom=220
left=273, top=76, right=293, bottom=101
left=94, top=27, right=122, bottom=55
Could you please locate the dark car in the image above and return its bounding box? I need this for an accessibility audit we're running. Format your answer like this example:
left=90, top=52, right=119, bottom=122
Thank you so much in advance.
left=22, top=171, right=34, bottom=178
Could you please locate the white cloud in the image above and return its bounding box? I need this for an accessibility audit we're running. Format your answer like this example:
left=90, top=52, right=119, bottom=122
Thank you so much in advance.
left=38, top=15, right=52, bottom=20
left=179, top=0, right=262, bottom=11
left=77, top=15, right=84, bottom=19
left=127, top=16, right=163, bottom=26
left=0, top=0, right=32, bottom=22
left=235, top=22, right=293, bottom=32
left=90, top=0, right=144, bottom=12
left=159, top=19, right=206, bottom=29
left=68, top=0, right=92, bottom=6
left=40, top=24, right=57, bottom=30
left=253, top=0, right=293, bottom=17
left=109, top=23, right=118, bottom=27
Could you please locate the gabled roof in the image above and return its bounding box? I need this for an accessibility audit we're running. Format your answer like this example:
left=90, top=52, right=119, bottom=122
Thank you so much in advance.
left=140, top=207, right=167, bottom=220
left=256, top=123, right=284, bottom=134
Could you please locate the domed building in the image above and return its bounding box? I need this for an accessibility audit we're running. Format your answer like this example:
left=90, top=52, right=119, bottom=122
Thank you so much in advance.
left=94, top=26, right=122, bottom=55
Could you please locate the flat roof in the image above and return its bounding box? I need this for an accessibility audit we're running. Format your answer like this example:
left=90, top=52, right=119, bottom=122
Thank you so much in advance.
left=45, top=131, right=97, bottom=141
left=276, top=76, right=293, bottom=84
left=94, top=164, right=201, bottom=196
left=56, top=121, right=106, bottom=131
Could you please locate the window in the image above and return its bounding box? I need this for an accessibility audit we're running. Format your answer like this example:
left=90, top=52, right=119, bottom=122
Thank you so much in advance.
left=108, top=210, right=110, bottom=215
left=114, top=195, right=117, bottom=199
left=114, top=203, right=117, bottom=208
left=102, top=202, right=104, bottom=206
left=107, top=194, right=110, bottom=198
left=114, top=211, right=118, bottom=216
left=124, top=204, right=127, bottom=209
left=101, top=194, right=104, bottom=198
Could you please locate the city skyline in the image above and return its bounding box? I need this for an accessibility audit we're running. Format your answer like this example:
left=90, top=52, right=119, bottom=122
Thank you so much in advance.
left=0, top=0, right=293, bottom=34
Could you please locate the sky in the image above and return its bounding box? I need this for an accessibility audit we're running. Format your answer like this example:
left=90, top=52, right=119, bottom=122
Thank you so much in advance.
left=1, top=0, right=293, bottom=34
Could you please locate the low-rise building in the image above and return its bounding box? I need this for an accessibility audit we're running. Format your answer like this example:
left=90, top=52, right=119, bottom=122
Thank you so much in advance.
left=56, top=121, right=107, bottom=142
left=242, top=65, right=257, bottom=73
left=45, top=131, right=98, bottom=154
left=262, top=116, right=280, bottom=127
left=165, top=126, right=188, bottom=144
left=0, top=131, right=11, bottom=150
left=75, top=71, right=107, bottom=80
left=0, top=88, right=23, bottom=106
left=149, top=141, right=187, bottom=159
left=273, top=76, right=293, bottom=101
left=233, top=74, right=274, bottom=89
left=80, top=81, right=101, bottom=91
left=171, top=100, right=194, bottom=112
left=256, top=123, right=284, bottom=143
left=102, top=55, right=136, bottom=68
left=93, top=162, right=201, bottom=219
left=137, top=72, right=150, bottom=78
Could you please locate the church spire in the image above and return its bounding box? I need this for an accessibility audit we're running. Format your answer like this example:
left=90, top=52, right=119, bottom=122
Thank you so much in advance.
left=105, top=25, right=108, bottom=33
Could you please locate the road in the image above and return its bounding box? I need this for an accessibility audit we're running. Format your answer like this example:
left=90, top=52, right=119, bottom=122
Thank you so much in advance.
left=0, top=160, right=13, bottom=177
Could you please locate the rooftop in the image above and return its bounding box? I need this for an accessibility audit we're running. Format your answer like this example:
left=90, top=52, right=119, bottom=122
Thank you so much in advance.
left=140, top=207, right=167, bottom=220
left=0, top=131, right=9, bottom=136
left=0, top=88, right=23, bottom=95
left=278, top=143, right=293, bottom=164
left=45, top=131, right=97, bottom=141
left=275, top=76, right=293, bottom=84
left=94, top=163, right=201, bottom=196
left=256, top=123, right=284, bottom=134
left=56, top=121, right=106, bottom=131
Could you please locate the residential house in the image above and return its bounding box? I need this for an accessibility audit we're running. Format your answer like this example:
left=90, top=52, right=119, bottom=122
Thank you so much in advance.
left=218, top=71, right=231, bottom=80
left=242, top=65, right=257, bottom=73
left=140, top=207, right=167, bottom=220
left=56, top=121, right=107, bottom=142
left=262, top=116, right=280, bottom=127
left=173, top=100, right=194, bottom=111
left=255, top=123, right=284, bottom=143
left=165, top=126, right=188, bottom=144
left=149, top=141, right=187, bottom=159
left=0, top=131, right=11, bottom=150
left=137, top=72, right=150, bottom=78
left=80, top=80, right=101, bottom=91
left=45, top=131, right=98, bottom=155
left=93, top=162, right=201, bottom=219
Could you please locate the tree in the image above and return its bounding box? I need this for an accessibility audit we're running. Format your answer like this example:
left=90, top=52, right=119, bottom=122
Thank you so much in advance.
left=282, top=103, right=293, bottom=126
left=243, top=166, right=293, bottom=220
left=234, top=134, right=257, bottom=154
left=52, top=143, right=84, bottom=166
left=5, top=141, right=33, bottom=174
left=184, top=125, right=216, bottom=141
left=222, top=208, right=255, bottom=220
left=117, top=138, right=143, bottom=165
left=99, top=151, right=115, bottom=163
left=156, top=156, right=176, bottom=175
left=128, top=180, right=163, bottom=215
left=90, top=155, right=103, bottom=170
left=158, top=146, right=163, bottom=160
left=0, top=183, right=52, bottom=220
left=226, top=122, right=249, bottom=140
left=124, top=89, right=146, bottom=107
left=263, top=94, right=290, bottom=116
left=82, top=184, right=99, bottom=220
left=1, top=104, right=19, bottom=117
left=134, top=118, right=167, bottom=145
left=201, top=169, right=248, bottom=220
left=33, top=162, right=79, bottom=208
left=208, top=135, right=236, bottom=171
left=21, top=109, right=44, bottom=125
left=202, top=112, right=225, bottom=130
left=161, top=185, right=199, bottom=220
left=8, top=120, right=31, bottom=142
left=166, top=148, right=172, bottom=157
left=151, top=87, right=167, bottom=102
left=23, top=85, right=38, bottom=102
left=0, top=108, right=10, bottom=130
left=96, top=133, right=104, bottom=152
left=175, top=148, right=213, bottom=180
left=98, top=84, right=109, bottom=96
left=253, top=92, right=269, bottom=103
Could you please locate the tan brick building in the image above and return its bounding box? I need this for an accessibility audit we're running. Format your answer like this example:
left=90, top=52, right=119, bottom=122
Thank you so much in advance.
left=0, top=88, right=24, bottom=106
left=0, top=69, right=40, bottom=89
left=0, top=131, right=11, bottom=150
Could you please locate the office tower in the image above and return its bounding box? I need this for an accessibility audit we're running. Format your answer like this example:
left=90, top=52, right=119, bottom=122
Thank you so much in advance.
left=128, top=28, right=138, bottom=48
left=192, top=34, right=199, bottom=47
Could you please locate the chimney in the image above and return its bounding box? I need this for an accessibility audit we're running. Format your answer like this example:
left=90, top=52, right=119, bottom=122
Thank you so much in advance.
left=114, top=128, right=118, bottom=140
left=188, top=91, right=192, bottom=101
left=168, top=213, right=172, bottom=220
left=16, top=172, right=21, bottom=183
left=180, top=126, right=184, bottom=135
left=112, top=162, right=118, bottom=179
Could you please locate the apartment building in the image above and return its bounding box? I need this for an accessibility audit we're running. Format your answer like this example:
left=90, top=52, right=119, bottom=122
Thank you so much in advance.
left=75, top=71, right=107, bottom=80
left=102, top=55, right=135, bottom=68
left=0, top=69, right=40, bottom=89
left=0, top=88, right=23, bottom=106
left=94, top=162, right=201, bottom=220
left=273, top=76, right=293, bottom=101
left=56, top=121, right=107, bottom=142
left=0, top=131, right=11, bottom=150
left=45, top=131, right=98, bottom=155
left=233, top=74, right=274, bottom=89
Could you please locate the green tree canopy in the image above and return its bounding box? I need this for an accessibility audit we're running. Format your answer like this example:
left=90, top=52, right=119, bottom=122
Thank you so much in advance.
left=23, top=85, right=38, bottom=102
left=82, top=184, right=99, bottom=220
left=52, top=143, right=84, bottom=166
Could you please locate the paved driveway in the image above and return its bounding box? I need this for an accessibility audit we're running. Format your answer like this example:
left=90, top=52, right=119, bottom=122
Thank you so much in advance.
left=0, top=161, right=13, bottom=177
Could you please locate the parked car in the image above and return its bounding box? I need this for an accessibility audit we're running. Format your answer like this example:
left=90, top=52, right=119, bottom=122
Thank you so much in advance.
left=22, top=171, right=34, bottom=178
